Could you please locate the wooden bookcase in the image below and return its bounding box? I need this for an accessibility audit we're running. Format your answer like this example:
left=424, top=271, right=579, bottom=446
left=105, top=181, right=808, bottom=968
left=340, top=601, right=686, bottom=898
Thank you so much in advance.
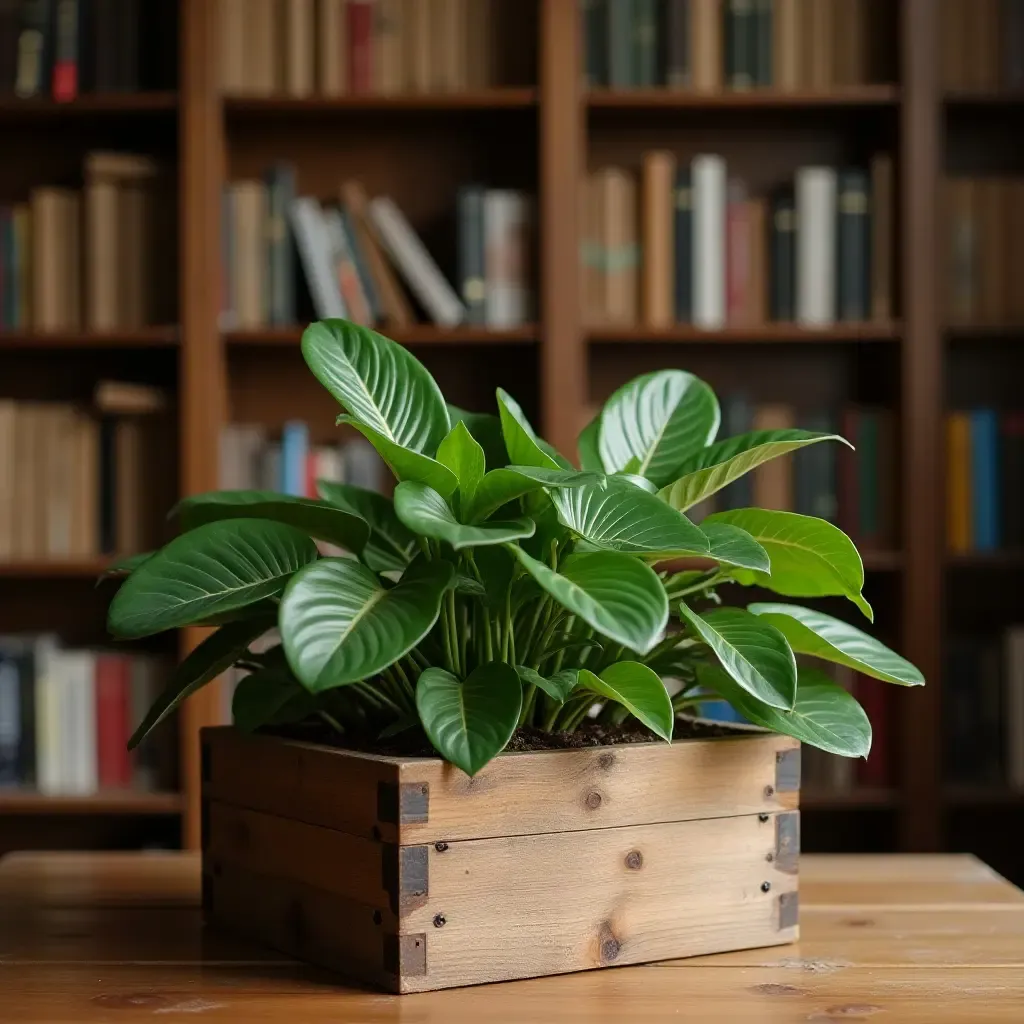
left=3, top=0, right=1021, bottom=881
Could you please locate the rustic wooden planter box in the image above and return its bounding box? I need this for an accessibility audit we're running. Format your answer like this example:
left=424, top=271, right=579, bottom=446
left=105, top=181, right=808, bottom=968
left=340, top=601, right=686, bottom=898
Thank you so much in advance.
left=200, top=726, right=801, bottom=993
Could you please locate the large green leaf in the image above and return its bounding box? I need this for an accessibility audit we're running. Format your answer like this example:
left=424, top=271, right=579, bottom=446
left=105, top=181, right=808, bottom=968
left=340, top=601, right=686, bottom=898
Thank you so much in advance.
left=173, top=491, right=369, bottom=553
left=550, top=476, right=710, bottom=558
left=516, top=665, right=578, bottom=705
left=128, top=616, right=275, bottom=749
left=337, top=417, right=458, bottom=497
left=660, top=429, right=850, bottom=511
left=704, top=508, right=872, bottom=620
left=496, top=388, right=560, bottom=470
left=577, top=414, right=604, bottom=472
left=232, top=668, right=317, bottom=733
left=677, top=603, right=796, bottom=710
left=466, top=465, right=601, bottom=523
left=280, top=557, right=453, bottom=691
left=598, top=370, right=720, bottom=486
left=394, top=481, right=535, bottom=549
left=578, top=663, right=674, bottom=740
left=616, top=473, right=658, bottom=494
left=748, top=603, right=925, bottom=686
left=302, top=319, right=449, bottom=453
left=700, top=663, right=871, bottom=757
left=108, top=520, right=318, bottom=639
left=316, top=481, right=416, bottom=574
left=511, top=547, right=668, bottom=655
left=436, top=420, right=485, bottom=510
left=472, top=545, right=517, bottom=610
left=447, top=406, right=508, bottom=469
left=416, top=662, right=523, bottom=775
left=702, top=521, right=771, bottom=573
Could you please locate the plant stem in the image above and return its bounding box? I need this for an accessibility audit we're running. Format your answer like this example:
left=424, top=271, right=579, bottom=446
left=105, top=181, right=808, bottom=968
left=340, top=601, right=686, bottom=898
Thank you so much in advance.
left=440, top=603, right=456, bottom=675
left=446, top=590, right=461, bottom=677
left=550, top=615, right=575, bottom=674
left=317, top=710, right=345, bottom=735
left=460, top=601, right=469, bottom=676
left=518, top=684, right=536, bottom=727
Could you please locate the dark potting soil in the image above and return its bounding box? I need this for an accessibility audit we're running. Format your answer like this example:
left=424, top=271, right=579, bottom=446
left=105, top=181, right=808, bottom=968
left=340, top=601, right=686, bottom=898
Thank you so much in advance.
left=269, top=715, right=744, bottom=759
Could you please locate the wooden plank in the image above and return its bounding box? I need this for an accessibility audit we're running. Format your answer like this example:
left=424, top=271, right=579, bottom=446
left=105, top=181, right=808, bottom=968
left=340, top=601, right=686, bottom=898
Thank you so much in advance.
left=397, top=733, right=798, bottom=843
left=398, top=812, right=798, bottom=992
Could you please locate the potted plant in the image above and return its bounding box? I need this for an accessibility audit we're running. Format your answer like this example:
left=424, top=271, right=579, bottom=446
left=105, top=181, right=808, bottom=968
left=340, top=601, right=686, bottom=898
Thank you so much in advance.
left=108, top=319, right=923, bottom=993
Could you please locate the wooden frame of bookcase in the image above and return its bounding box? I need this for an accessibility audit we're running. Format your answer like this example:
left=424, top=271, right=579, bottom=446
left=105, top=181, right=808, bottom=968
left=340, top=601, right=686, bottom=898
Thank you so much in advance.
left=1, top=0, right=950, bottom=862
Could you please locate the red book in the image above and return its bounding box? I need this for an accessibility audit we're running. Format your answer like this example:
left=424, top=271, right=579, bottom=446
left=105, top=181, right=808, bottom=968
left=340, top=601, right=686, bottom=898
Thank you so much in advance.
left=96, top=654, right=131, bottom=788
left=838, top=406, right=860, bottom=541
left=726, top=190, right=751, bottom=324
left=855, top=674, right=891, bottom=788
left=347, top=0, right=373, bottom=94
left=51, top=0, right=79, bottom=102
left=305, top=451, right=318, bottom=498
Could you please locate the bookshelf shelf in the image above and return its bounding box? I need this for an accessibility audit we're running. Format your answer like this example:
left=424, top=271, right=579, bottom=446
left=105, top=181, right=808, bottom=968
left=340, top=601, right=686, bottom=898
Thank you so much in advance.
left=945, top=91, right=1024, bottom=106
left=947, top=552, right=1024, bottom=569
left=0, top=93, right=178, bottom=119
left=862, top=551, right=905, bottom=572
left=802, top=788, right=900, bottom=810
left=946, top=324, right=1024, bottom=339
left=0, top=791, right=183, bottom=816
left=586, top=86, right=900, bottom=110
left=944, top=787, right=1024, bottom=807
left=0, top=327, right=179, bottom=349
left=223, top=89, right=539, bottom=115
left=226, top=325, right=540, bottom=347
left=588, top=323, right=901, bottom=344
left=0, top=560, right=110, bottom=579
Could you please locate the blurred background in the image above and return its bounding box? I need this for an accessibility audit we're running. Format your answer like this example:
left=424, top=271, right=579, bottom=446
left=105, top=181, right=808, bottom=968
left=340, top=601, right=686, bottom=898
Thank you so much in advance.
left=1, top=0, right=1022, bottom=884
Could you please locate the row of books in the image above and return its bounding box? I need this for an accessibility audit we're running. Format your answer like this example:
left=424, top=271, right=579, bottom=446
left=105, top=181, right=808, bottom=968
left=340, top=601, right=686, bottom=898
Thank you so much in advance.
left=943, top=178, right=1024, bottom=328
left=0, top=381, right=173, bottom=562
left=582, top=0, right=891, bottom=92
left=222, top=171, right=532, bottom=330
left=941, top=0, right=1024, bottom=92
left=217, top=0, right=503, bottom=98
left=0, top=152, right=175, bottom=333
left=0, top=0, right=177, bottom=99
left=946, top=627, right=1024, bottom=788
left=0, top=635, right=170, bottom=795
left=946, top=410, right=1024, bottom=554
left=581, top=153, right=894, bottom=329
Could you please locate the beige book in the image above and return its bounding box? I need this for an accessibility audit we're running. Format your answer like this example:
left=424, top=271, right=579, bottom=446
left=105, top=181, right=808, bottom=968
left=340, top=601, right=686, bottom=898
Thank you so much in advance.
left=752, top=404, right=795, bottom=509
left=85, top=174, right=119, bottom=329
left=233, top=182, right=268, bottom=328
left=115, top=419, right=143, bottom=555
left=46, top=406, right=76, bottom=558
left=219, top=0, right=247, bottom=93
left=0, top=401, right=16, bottom=560
left=30, top=189, right=65, bottom=332
left=61, top=191, right=81, bottom=330
left=603, top=169, right=638, bottom=325
left=317, top=0, right=348, bottom=94
left=773, top=0, right=800, bottom=91
left=465, top=0, right=493, bottom=88
left=580, top=174, right=601, bottom=326
left=373, top=0, right=405, bottom=94
left=430, top=0, right=461, bottom=92
left=691, top=0, right=723, bottom=93
left=1009, top=181, right=1024, bottom=324
left=946, top=178, right=977, bottom=324
left=806, top=0, right=834, bottom=89
left=72, top=412, right=99, bottom=558
left=406, top=0, right=432, bottom=92
left=977, top=179, right=1007, bottom=324
left=86, top=152, right=159, bottom=179
left=284, top=0, right=316, bottom=96
left=119, top=183, right=145, bottom=327
left=30, top=405, right=53, bottom=557
left=642, top=151, right=676, bottom=328
left=94, top=380, right=169, bottom=415
left=870, top=153, right=894, bottom=322
left=11, top=405, right=35, bottom=558
left=244, top=0, right=278, bottom=95
left=746, top=197, right=768, bottom=325
left=13, top=205, right=31, bottom=330
left=831, top=0, right=858, bottom=86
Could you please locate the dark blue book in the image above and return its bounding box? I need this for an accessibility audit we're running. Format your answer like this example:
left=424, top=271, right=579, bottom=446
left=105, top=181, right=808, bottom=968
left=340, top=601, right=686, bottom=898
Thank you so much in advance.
left=281, top=421, right=309, bottom=497
left=0, top=646, right=19, bottom=786
left=795, top=411, right=838, bottom=522
left=0, top=207, right=12, bottom=329
left=673, top=165, right=693, bottom=322
left=971, top=408, right=1001, bottom=551
left=769, top=189, right=796, bottom=321
left=265, top=163, right=297, bottom=326
left=632, top=0, right=657, bottom=86
left=457, top=185, right=486, bottom=325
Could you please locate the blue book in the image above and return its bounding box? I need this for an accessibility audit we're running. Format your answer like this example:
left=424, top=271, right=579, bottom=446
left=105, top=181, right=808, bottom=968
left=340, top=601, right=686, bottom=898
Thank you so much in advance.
left=971, top=408, right=1000, bottom=551
left=281, top=421, right=309, bottom=497
left=698, top=698, right=747, bottom=724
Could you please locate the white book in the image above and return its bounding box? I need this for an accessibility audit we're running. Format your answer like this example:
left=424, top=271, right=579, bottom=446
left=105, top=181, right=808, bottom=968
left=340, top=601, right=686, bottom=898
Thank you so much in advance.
left=484, top=190, right=530, bottom=328
left=62, top=652, right=97, bottom=795
left=796, top=166, right=838, bottom=325
left=34, top=636, right=62, bottom=794
left=369, top=196, right=466, bottom=326
left=1006, top=627, right=1024, bottom=789
left=691, top=155, right=726, bottom=329
left=289, top=197, right=348, bottom=320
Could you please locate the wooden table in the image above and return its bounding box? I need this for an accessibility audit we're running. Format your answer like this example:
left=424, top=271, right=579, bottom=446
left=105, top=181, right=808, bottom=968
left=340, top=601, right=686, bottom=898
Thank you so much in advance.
left=1, top=852, right=1022, bottom=1021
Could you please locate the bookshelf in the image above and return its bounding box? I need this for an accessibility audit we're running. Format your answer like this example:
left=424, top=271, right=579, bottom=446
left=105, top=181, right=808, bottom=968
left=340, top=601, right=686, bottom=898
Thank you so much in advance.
left=2, top=0, right=1022, bottom=883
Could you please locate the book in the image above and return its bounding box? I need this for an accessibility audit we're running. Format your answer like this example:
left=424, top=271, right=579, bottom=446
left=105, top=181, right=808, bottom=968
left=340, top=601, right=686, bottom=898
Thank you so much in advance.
left=602, top=168, right=639, bottom=324
left=289, top=196, right=347, bottom=319
left=945, top=636, right=1002, bottom=784
left=664, top=0, right=690, bottom=89
left=457, top=185, right=486, bottom=324
left=0, top=0, right=20, bottom=94
left=231, top=181, right=268, bottom=329
left=323, top=206, right=372, bottom=325
left=1006, top=0, right=1024, bottom=89
left=583, top=0, right=610, bottom=88
left=673, top=166, right=693, bottom=322
left=752, top=403, right=795, bottom=508
left=1003, top=412, right=1024, bottom=550
left=484, top=190, right=531, bottom=328
left=281, top=421, right=309, bottom=497
left=96, top=653, right=130, bottom=788
left=769, top=188, right=796, bottom=321
left=691, top=154, right=726, bottom=328
left=947, top=411, right=972, bottom=553
left=725, top=180, right=755, bottom=325
left=796, top=166, right=837, bottom=325
left=284, top=0, right=315, bottom=97
left=373, top=0, right=405, bottom=94
left=805, top=0, right=834, bottom=89
left=856, top=674, right=890, bottom=786
left=641, top=151, right=675, bottom=327
left=753, top=0, right=772, bottom=85
left=632, top=0, right=657, bottom=87
left=691, top=0, right=722, bottom=92
left=725, top=0, right=755, bottom=90
left=1007, top=625, right=1024, bottom=789
left=870, top=153, right=894, bottom=322
left=971, top=408, right=1000, bottom=552
left=773, top=0, right=800, bottom=90
left=265, top=163, right=297, bottom=326
left=317, top=0, right=347, bottom=95
left=0, top=400, right=14, bottom=559
left=947, top=178, right=977, bottom=324
left=348, top=0, right=374, bottom=93
left=607, top=0, right=633, bottom=88
left=836, top=168, right=870, bottom=321
left=15, top=0, right=52, bottom=98
left=342, top=207, right=381, bottom=322
left=795, top=410, right=839, bottom=522
left=0, top=645, right=18, bottom=784
left=51, top=0, right=78, bottom=100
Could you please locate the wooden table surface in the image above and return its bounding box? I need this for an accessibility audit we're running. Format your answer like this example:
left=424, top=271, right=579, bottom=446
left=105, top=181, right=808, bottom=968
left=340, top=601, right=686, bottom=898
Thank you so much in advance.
left=1, top=852, right=1023, bottom=1022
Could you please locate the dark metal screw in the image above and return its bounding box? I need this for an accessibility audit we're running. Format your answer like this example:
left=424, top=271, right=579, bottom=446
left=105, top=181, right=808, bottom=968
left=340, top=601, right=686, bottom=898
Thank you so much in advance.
left=766, top=853, right=774, bottom=863
left=764, top=785, right=775, bottom=798
left=761, top=881, right=772, bottom=893
left=758, top=813, right=770, bottom=823
left=434, top=842, right=449, bottom=852
left=433, top=914, right=446, bottom=928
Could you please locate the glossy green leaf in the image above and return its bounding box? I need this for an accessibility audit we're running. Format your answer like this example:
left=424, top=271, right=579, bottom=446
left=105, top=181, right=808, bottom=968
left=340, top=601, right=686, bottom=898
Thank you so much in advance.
left=337, top=417, right=458, bottom=498
left=598, top=369, right=720, bottom=486
left=173, top=491, right=370, bottom=552
left=704, top=508, right=872, bottom=620
left=677, top=603, right=797, bottom=710
left=702, top=521, right=771, bottom=573
left=615, top=473, right=658, bottom=494
left=447, top=406, right=508, bottom=469
left=659, top=429, right=850, bottom=511
left=516, top=665, right=578, bottom=705
left=394, top=481, right=535, bottom=549
left=436, top=420, right=486, bottom=509
left=280, top=557, right=453, bottom=691
left=578, top=662, right=674, bottom=741
left=700, top=663, right=872, bottom=758
left=316, top=481, right=417, bottom=574
left=108, top=519, right=318, bottom=639
left=550, top=476, right=710, bottom=558
left=496, top=388, right=560, bottom=470
left=466, top=465, right=601, bottom=523
left=302, top=319, right=449, bottom=453
left=472, top=545, right=517, bottom=610
left=577, top=414, right=604, bottom=472
left=232, top=668, right=317, bottom=734
left=416, top=662, right=523, bottom=775
left=511, top=547, right=668, bottom=655
left=748, top=603, right=925, bottom=686
left=128, top=616, right=275, bottom=749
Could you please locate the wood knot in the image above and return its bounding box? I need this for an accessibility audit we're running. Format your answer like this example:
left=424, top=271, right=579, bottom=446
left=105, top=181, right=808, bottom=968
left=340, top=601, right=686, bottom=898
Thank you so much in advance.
left=598, top=922, right=621, bottom=962
left=585, top=790, right=603, bottom=810
left=843, top=918, right=875, bottom=928
left=750, top=983, right=807, bottom=996
left=597, top=751, right=616, bottom=770
left=624, top=850, right=643, bottom=870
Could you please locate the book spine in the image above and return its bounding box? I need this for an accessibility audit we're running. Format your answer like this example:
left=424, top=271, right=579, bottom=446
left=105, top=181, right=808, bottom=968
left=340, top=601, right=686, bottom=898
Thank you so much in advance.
left=726, top=0, right=754, bottom=90
left=796, top=411, right=839, bottom=521
left=1007, top=627, right=1024, bottom=789
left=836, top=167, right=870, bottom=321
left=484, top=190, right=528, bottom=328
left=796, top=166, right=837, bottom=325
left=747, top=197, right=768, bottom=324
left=673, top=166, right=693, bottom=322
left=34, top=639, right=60, bottom=793
left=773, top=0, right=800, bottom=90
left=971, top=408, right=1000, bottom=552
left=15, top=0, right=51, bottom=98
left=348, top=0, right=374, bottom=93
left=0, top=651, right=19, bottom=785
left=751, top=404, right=795, bottom=509
left=342, top=207, right=381, bottom=322
left=1005, top=0, right=1024, bottom=88
left=95, top=654, right=125, bottom=788
left=51, top=0, right=76, bottom=100
left=769, top=189, right=796, bottom=321
left=692, top=0, right=722, bottom=92
left=608, top=0, right=634, bottom=87
left=288, top=197, right=347, bottom=319
left=604, top=169, right=640, bottom=324
left=947, top=411, right=973, bottom=553
left=642, top=151, right=676, bottom=327
left=266, top=164, right=297, bottom=326
left=281, top=420, right=309, bottom=497
left=754, top=0, right=772, bottom=85
left=457, top=185, right=487, bottom=325
left=807, top=0, right=834, bottom=88
left=582, top=0, right=608, bottom=89
left=692, top=154, right=726, bottom=328
left=870, top=153, right=893, bottom=322
left=16, top=644, right=36, bottom=786
left=720, top=394, right=752, bottom=508
left=324, top=207, right=371, bottom=324
left=284, top=0, right=316, bottom=97
left=725, top=180, right=751, bottom=324
left=665, top=0, right=689, bottom=88
left=947, top=179, right=977, bottom=325
left=317, top=0, right=347, bottom=96
left=1002, top=412, right=1024, bottom=550
left=632, top=0, right=657, bottom=86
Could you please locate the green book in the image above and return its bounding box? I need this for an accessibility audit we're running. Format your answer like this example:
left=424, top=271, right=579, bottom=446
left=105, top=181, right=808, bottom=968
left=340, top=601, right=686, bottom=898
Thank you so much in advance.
left=608, top=0, right=634, bottom=87
left=582, top=0, right=609, bottom=88
left=754, top=0, right=772, bottom=86
left=632, top=0, right=657, bottom=87
left=726, top=0, right=755, bottom=90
